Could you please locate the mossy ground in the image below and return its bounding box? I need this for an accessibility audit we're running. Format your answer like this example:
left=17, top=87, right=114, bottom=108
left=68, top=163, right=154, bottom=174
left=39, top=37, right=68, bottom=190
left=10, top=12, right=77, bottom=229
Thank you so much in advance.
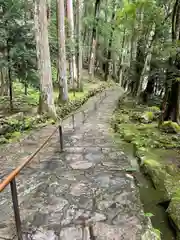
left=0, top=74, right=115, bottom=144
left=112, top=96, right=180, bottom=236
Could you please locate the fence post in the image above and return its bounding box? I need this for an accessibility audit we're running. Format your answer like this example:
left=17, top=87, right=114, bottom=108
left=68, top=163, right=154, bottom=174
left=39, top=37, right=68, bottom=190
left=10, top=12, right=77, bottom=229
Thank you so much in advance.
left=94, top=102, right=97, bottom=111
left=58, top=125, right=63, bottom=152
left=72, top=114, right=75, bottom=130
left=10, top=179, right=23, bottom=240
left=82, top=111, right=85, bottom=124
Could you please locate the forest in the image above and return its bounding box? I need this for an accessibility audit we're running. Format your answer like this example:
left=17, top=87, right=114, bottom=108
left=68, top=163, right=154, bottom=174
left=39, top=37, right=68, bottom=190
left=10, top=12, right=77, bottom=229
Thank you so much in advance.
left=0, top=0, right=180, bottom=239
left=0, top=0, right=179, bottom=134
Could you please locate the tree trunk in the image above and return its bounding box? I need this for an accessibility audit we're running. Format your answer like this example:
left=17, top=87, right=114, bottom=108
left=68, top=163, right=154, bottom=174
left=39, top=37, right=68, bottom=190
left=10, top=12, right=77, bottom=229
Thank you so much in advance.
left=76, top=0, right=83, bottom=91
left=0, top=69, right=8, bottom=96
left=56, top=0, right=68, bottom=101
left=130, top=7, right=145, bottom=96
left=34, top=0, right=57, bottom=119
left=7, top=40, right=13, bottom=111
left=24, top=81, right=28, bottom=95
left=88, top=0, right=101, bottom=79
left=67, top=0, right=77, bottom=88
left=162, top=0, right=180, bottom=123
left=137, top=23, right=156, bottom=96
left=117, top=28, right=126, bottom=86
left=132, top=38, right=145, bottom=96
left=141, top=56, right=156, bottom=103
left=104, top=0, right=116, bottom=81
left=164, top=81, right=180, bottom=123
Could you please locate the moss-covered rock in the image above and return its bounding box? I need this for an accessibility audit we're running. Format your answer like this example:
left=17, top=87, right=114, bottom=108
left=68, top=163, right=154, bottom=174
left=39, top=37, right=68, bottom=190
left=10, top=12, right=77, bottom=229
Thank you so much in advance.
left=142, top=157, right=180, bottom=200
left=142, top=159, right=170, bottom=201
left=123, top=130, right=135, bottom=142
left=141, top=228, right=161, bottom=240
left=140, top=111, right=154, bottom=123
left=160, top=121, right=180, bottom=134
left=130, top=111, right=142, bottom=121
left=147, top=106, right=160, bottom=113
left=167, top=191, right=180, bottom=237
left=112, top=96, right=180, bottom=237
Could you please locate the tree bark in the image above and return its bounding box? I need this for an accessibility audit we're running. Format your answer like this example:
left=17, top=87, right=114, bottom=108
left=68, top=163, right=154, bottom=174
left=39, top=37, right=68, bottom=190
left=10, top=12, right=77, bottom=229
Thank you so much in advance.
left=104, top=0, right=116, bottom=81
left=7, top=40, right=13, bottom=111
left=162, top=0, right=180, bottom=123
left=88, top=0, right=101, bottom=79
left=137, top=23, right=156, bottom=96
left=67, top=0, right=77, bottom=88
left=34, top=0, right=57, bottom=119
left=56, top=0, right=69, bottom=102
left=117, top=28, right=126, bottom=86
left=76, top=0, right=83, bottom=90
left=0, top=68, right=8, bottom=96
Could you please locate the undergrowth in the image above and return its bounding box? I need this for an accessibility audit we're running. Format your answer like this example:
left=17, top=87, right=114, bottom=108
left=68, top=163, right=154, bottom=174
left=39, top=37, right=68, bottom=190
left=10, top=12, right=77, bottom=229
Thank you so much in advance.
left=0, top=81, right=114, bottom=144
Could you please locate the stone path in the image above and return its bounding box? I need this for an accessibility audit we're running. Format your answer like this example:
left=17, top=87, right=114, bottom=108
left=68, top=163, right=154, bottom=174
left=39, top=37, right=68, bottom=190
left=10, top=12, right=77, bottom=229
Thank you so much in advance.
left=0, top=88, right=156, bottom=240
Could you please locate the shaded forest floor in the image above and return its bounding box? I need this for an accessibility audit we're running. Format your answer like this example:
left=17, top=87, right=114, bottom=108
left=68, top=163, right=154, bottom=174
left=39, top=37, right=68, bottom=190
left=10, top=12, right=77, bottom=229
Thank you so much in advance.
left=0, top=71, right=115, bottom=145
left=111, top=96, right=180, bottom=238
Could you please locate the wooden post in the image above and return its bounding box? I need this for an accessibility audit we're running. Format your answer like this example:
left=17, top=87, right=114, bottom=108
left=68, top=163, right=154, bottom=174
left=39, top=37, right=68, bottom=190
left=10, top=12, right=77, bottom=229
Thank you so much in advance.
left=10, top=179, right=23, bottom=240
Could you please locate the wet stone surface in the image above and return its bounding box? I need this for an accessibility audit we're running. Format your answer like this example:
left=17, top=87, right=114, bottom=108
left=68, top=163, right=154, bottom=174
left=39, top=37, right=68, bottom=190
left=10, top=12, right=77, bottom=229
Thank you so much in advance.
left=0, top=89, right=152, bottom=239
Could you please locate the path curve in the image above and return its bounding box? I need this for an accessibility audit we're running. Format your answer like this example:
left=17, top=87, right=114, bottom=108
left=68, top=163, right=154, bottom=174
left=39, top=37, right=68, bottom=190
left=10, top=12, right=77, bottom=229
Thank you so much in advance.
left=0, top=88, right=156, bottom=240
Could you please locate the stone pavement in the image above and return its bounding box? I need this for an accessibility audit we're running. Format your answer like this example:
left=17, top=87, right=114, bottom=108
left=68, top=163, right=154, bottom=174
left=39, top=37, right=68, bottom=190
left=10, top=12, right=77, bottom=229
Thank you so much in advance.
left=0, top=88, right=157, bottom=239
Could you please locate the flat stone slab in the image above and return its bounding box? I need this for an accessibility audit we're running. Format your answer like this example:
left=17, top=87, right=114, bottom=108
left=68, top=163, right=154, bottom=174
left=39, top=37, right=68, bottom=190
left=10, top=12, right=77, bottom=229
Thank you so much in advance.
left=70, top=182, right=90, bottom=196
left=70, top=161, right=93, bottom=169
left=60, top=226, right=90, bottom=240
left=30, top=229, right=58, bottom=240
left=93, top=222, right=141, bottom=240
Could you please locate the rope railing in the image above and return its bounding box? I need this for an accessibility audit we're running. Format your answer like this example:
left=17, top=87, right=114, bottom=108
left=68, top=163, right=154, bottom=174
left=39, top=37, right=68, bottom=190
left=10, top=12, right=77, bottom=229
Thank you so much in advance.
left=0, top=90, right=107, bottom=240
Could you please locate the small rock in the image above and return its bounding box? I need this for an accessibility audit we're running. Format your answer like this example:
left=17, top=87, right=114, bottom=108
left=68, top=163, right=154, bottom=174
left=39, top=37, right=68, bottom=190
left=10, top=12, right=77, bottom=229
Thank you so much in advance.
left=126, top=173, right=134, bottom=180
left=85, top=152, right=103, bottom=163
left=94, top=174, right=110, bottom=188
left=60, top=226, right=90, bottom=240
left=70, top=183, right=89, bottom=196
left=70, top=161, right=93, bottom=170
left=97, top=200, right=114, bottom=211
left=87, top=212, right=106, bottom=223
left=115, top=192, right=132, bottom=205
left=93, top=222, right=140, bottom=239
left=46, top=197, right=68, bottom=212
left=31, top=229, right=58, bottom=240
left=66, top=154, right=83, bottom=162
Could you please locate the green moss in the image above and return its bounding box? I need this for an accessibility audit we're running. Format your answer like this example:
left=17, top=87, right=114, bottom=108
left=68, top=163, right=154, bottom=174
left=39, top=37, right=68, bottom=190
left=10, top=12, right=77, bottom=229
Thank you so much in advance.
left=112, top=96, right=180, bottom=235
left=140, top=111, right=154, bottom=123
left=143, top=159, right=161, bottom=168
left=161, top=121, right=180, bottom=133
left=167, top=190, right=180, bottom=234
left=142, top=158, right=171, bottom=200
left=11, top=131, right=21, bottom=138
left=148, top=106, right=160, bottom=113
left=123, top=131, right=135, bottom=142
left=146, top=111, right=154, bottom=120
